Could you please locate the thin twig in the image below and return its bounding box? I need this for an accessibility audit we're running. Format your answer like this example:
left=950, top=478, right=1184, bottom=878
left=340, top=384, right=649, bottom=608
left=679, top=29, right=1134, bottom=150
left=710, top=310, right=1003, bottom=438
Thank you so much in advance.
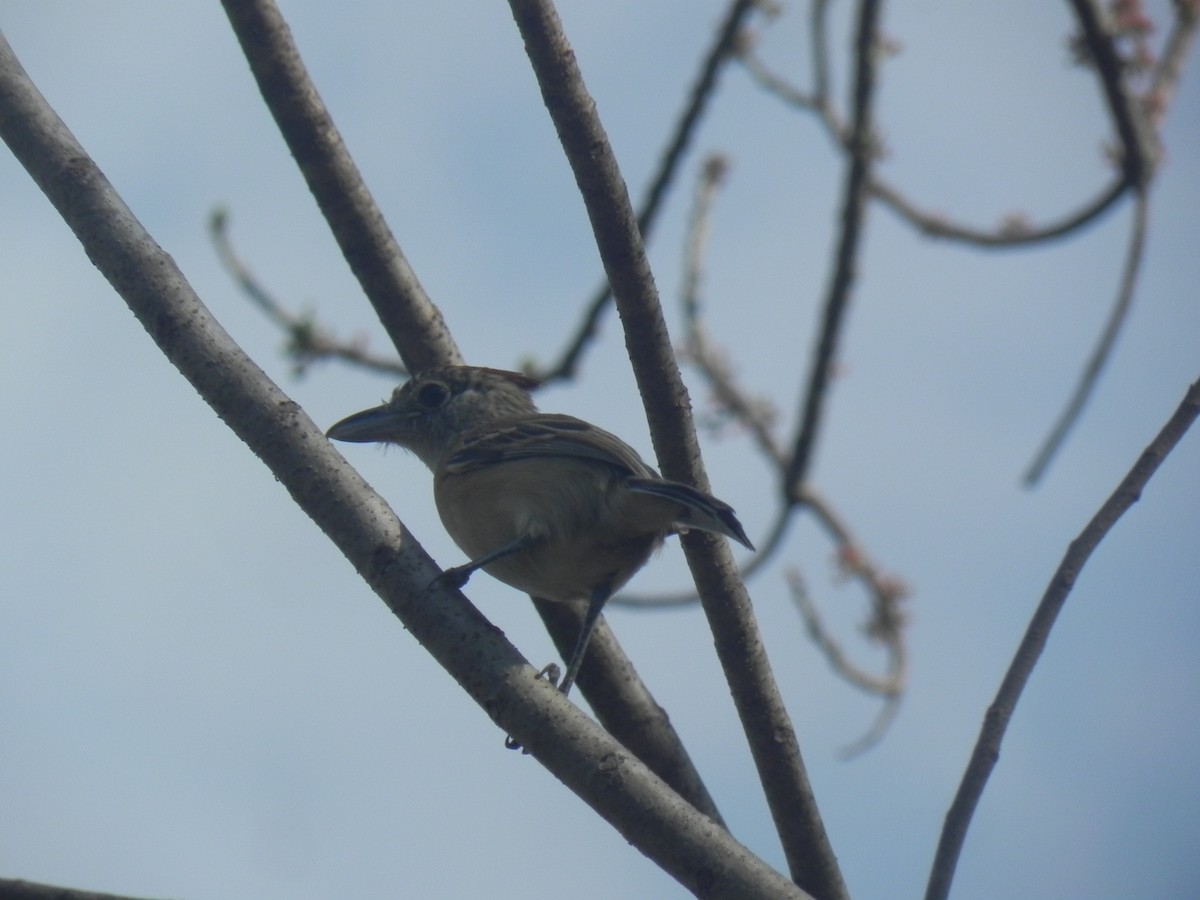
left=613, top=502, right=795, bottom=607
left=784, top=0, right=885, bottom=499
left=1066, top=0, right=1159, bottom=186
left=679, top=155, right=787, bottom=469
left=1148, top=2, right=1200, bottom=117
left=925, top=375, right=1200, bottom=900
left=872, top=174, right=1128, bottom=247
left=536, top=0, right=761, bottom=382
left=785, top=570, right=905, bottom=759
left=209, top=208, right=407, bottom=378
left=1023, top=187, right=1151, bottom=485
left=810, top=0, right=833, bottom=112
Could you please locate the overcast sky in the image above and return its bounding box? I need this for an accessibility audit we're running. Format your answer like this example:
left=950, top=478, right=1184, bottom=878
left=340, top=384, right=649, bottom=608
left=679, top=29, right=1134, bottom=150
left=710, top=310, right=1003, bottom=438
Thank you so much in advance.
left=2, top=3, right=1198, bottom=899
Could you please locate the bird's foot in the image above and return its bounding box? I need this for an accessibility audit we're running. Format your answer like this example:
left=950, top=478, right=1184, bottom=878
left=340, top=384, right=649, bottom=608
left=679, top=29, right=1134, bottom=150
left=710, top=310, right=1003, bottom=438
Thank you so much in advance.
left=503, top=663, right=565, bottom=752
left=430, top=564, right=474, bottom=592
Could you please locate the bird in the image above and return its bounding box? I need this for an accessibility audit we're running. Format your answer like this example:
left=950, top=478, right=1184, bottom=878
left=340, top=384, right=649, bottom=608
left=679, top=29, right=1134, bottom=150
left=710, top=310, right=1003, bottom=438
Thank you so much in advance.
left=326, top=365, right=753, bottom=698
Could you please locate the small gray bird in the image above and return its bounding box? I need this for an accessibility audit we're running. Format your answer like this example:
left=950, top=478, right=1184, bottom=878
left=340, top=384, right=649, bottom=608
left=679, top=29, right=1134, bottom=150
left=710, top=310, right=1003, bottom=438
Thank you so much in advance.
left=327, top=365, right=753, bottom=697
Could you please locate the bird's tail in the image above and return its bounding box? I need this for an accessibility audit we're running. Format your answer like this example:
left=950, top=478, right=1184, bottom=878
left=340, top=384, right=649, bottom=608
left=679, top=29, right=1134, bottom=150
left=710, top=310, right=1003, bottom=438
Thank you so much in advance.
left=627, top=478, right=755, bottom=550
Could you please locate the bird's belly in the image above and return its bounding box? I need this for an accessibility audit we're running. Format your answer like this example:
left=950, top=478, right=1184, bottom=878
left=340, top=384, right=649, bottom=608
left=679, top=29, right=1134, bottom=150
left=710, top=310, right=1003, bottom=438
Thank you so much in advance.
left=434, top=459, right=663, bottom=601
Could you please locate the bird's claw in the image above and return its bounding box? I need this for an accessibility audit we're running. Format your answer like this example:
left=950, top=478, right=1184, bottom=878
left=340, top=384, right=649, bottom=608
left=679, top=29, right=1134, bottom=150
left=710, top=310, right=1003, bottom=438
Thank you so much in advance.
left=431, top=565, right=473, bottom=592
left=537, top=662, right=562, bottom=688
left=503, top=662, right=565, bottom=752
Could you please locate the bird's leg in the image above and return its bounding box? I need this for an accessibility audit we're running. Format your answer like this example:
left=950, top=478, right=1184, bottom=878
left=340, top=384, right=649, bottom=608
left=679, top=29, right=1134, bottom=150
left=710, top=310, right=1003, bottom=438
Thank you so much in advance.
left=504, top=585, right=611, bottom=751
left=556, top=582, right=613, bottom=698
left=432, top=533, right=534, bottom=591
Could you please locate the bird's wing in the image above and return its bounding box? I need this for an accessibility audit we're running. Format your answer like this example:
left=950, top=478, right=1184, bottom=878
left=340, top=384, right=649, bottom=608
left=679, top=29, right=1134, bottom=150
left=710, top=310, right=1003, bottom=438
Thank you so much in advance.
left=443, top=414, right=659, bottom=479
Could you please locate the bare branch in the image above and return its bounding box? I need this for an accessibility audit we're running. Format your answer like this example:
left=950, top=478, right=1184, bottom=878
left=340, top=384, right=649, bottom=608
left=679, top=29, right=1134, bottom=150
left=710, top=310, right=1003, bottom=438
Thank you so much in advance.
left=785, top=570, right=905, bottom=759
left=209, top=208, right=407, bottom=378
left=871, top=174, right=1128, bottom=247
left=1066, top=0, right=1160, bottom=186
left=925, top=375, right=1200, bottom=900
left=1148, top=2, right=1200, bottom=117
left=505, top=2, right=845, bottom=896
left=625, top=153, right=912, bottom=738
left=679, top=155, right=788, bottom=469
left=0, top=31, right=807, bottom=898
left=536, top=0, right=762, bottom=382
left=0, top=878, right=168, bottom=900
left=1023, top=188, right=1150, bottom=485
left=220, top=0, right=460, bottom=372
left=533, top=598, right=726, bottom=826
left=613, top=502, right=795, bottom=608
left=784, top=0, right=885, bottom=499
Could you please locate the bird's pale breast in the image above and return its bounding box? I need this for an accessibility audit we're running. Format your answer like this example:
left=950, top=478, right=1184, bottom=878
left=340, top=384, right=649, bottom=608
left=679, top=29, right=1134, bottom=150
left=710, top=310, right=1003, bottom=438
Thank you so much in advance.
left=434, top=456, right=672, bottom=601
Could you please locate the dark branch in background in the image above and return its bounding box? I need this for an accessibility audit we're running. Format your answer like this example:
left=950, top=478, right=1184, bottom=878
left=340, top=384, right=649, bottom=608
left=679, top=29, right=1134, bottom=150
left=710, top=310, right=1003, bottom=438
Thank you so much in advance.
left=534, top=0, right=761, bottom=382
left=743, top=1, right=1196, bottom=485
left=1149, top=1, right=1200, bottom=112
left=664, top=153, right=910, bottom=751
left=505, top=2, right=845, bottom=897
left=809, top=0, right=833, bottom=112
left=0, top=877, right=166, bottom=900
left=1023, top=188, right=1150, bottom=485
left=614, top=502, right=795, bottom=607
left=786, top=569, right=904, bottom=759
left=784, top=0, right=885, bottom=498
left=209, top=208, right=407, bottom=378
left=678, top=155, right=784, bottom=466
left=1066, top=0, right=1159, bottom=187
left=0, top=30, right=806, bottom=900
left=1020, top=0, right=1200, bottom=483
left=925, top=375, right=1200, bottom=900
left=220, top=0, right=461, bottom=373
left=871, top=175, right=1127, bottom=246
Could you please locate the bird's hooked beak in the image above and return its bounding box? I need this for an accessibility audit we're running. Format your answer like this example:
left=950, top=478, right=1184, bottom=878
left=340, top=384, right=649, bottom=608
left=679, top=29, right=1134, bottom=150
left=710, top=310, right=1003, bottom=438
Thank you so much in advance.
left=326, top=404, right=407, bottom=444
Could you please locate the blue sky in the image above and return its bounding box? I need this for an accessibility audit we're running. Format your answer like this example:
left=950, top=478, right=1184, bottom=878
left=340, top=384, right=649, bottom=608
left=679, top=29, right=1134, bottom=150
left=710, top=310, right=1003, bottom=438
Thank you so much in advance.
left=2, top=3, right=1198, bottom=899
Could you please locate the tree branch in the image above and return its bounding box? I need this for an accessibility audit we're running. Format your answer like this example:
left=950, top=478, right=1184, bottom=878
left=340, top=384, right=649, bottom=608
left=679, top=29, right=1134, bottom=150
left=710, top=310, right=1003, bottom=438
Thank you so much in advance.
left=505, top=3, right=846, bottom=897
left=1023, top=187, right=1150, bottom=485
left=220, top=0, right=460, bottom=372
left=0, top=878, right=167, bottom=900
left=925, top=375, right=1200, bottom=900
left=533, top=599, right=726, bottom=826
left=1066, top=0, right=1159, bottom=187
left=209, top=208, right=408, bottom=378
left=0, top=31, right=806, bottom=899
left=784, top=0, right=884, bottom=498
left=536, top=0, right=761, bottom=382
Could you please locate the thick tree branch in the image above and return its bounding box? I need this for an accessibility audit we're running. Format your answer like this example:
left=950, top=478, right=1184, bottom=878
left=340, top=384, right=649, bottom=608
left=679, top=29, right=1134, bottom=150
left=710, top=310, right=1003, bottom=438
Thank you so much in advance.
left=925, top=375, right=1200, bottom=900
left=533, top=599, right=726, bottom=827
left=0, top=32, right=806, bottom=899
left=505, top=3, right=845, bottom=897
left=220, top=0, right=460, bottom=372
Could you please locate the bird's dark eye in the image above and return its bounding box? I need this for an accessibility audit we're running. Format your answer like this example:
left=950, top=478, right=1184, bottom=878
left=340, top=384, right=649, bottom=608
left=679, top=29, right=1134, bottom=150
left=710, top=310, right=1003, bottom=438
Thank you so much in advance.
left=415, top=381, right=449, bottom=410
